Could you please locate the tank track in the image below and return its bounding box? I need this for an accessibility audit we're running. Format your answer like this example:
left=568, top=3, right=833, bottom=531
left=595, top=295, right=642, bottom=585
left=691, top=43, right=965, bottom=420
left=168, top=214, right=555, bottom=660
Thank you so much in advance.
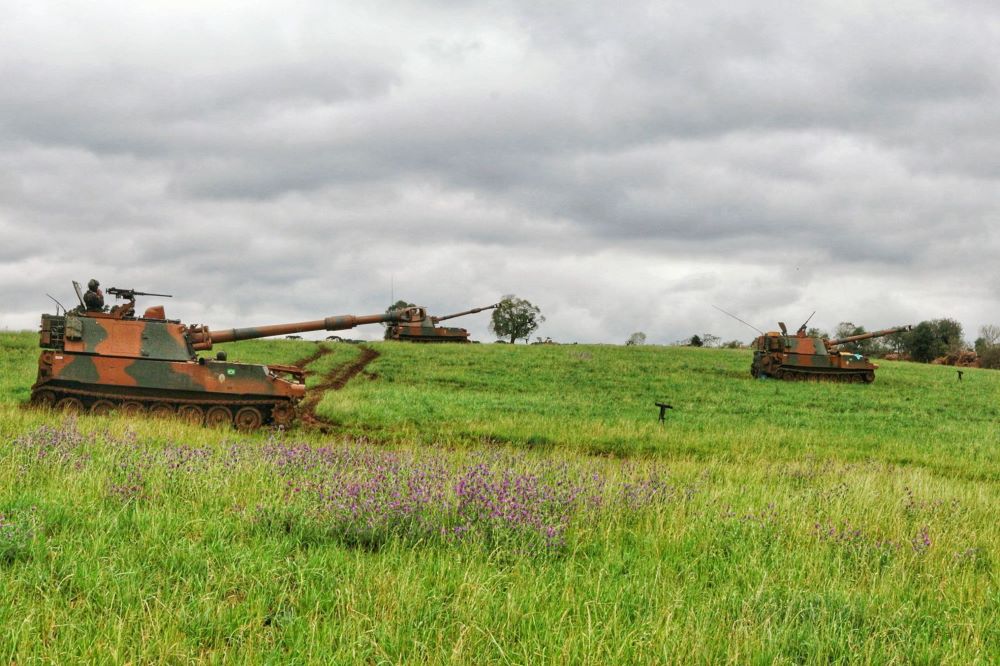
left=29, top=386, right=296, bottom=429
left=392, top=335, right=470, bottom=343
left=767, top=368, right=875, bottom=384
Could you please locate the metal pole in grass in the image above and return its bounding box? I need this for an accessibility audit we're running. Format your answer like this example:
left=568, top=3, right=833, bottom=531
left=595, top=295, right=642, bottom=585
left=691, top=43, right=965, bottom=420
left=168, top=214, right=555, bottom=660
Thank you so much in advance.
left=655, top=402, right=673, bottom=424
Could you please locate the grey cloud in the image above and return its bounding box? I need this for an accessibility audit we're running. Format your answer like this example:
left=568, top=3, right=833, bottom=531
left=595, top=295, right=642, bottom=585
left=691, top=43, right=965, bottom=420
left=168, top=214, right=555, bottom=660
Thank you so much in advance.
left=1, top=0, right=998, bottom=343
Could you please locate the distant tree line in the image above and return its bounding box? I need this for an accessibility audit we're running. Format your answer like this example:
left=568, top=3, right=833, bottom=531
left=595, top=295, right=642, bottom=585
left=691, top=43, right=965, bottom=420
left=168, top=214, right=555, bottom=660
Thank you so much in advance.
left=625, top=332, right=746, bottom=348
left=672, top=333, right=743, bottom=349
left=973, top=324, right=1000, bottom=369
left=625, top=332, right=646, bottom=346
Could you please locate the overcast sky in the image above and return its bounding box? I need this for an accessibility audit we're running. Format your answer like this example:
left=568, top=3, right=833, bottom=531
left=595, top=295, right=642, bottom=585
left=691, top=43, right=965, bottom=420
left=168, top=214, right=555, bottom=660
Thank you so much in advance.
left=1, top=0, right=998, bottom=344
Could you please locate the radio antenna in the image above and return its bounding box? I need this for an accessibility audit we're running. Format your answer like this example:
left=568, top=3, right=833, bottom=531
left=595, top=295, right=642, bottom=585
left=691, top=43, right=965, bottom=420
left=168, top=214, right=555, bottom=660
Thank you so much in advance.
left=46, top=293, right=67, bottom=315
left=712, top=305, right=764, bottom=335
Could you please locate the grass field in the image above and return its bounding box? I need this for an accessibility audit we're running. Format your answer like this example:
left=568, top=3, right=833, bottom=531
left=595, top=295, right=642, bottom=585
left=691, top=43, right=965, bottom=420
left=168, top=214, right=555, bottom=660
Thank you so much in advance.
left=1, top=331, right=998, bottom=663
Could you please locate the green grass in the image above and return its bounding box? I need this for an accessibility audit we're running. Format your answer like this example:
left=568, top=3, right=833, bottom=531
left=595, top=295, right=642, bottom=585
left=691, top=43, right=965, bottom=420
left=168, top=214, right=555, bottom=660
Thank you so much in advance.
left=323, top=342, right=1000, bottom=476
left=1, top=332, right=998, bottom=663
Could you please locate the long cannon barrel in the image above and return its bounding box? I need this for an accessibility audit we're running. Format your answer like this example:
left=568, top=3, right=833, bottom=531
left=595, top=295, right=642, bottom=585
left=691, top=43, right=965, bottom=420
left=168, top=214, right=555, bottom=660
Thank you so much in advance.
left=432, top=303, right=499, bottom=324
left=189, top=307, right=426, bottom=350
left=827, top=325, right=912, bottom=347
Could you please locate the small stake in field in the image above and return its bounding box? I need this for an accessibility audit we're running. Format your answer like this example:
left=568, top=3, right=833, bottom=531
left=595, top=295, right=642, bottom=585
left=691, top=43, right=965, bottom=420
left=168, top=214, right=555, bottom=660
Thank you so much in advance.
left=655, top=402, right=673, bottom=423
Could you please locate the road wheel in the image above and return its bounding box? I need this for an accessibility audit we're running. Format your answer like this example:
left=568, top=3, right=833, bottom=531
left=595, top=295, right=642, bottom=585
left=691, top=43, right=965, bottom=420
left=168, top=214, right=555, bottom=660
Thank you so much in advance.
left=119, top=400, right=146, bottom=416
left=205, top=406, right=232, bottom=427
left=177, top=405, right=204, bottom=425
left=120, top=401, right=145, bottom=416
left=90, top=400, right=115, bottom=415
left=270, top=403, right=295, bottom=427
left=863, top=372, right=875, bottom=384
left=55, top=397, right=84, bottom=413
left=235, top=407, right=263, bottom=431
left=32, top=390, right=57, bottom=408
left=149, top=403, right=175, bottom=418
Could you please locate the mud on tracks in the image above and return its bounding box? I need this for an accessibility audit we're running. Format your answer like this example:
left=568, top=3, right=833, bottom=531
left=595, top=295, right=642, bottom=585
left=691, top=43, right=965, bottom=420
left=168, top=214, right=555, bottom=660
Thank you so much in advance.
left=291, top=345, right=381, bottom=431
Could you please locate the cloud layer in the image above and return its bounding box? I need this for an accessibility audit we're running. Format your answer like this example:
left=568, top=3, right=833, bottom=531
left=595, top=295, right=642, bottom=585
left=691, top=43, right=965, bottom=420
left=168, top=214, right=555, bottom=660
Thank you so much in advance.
left=2, top=1, right=998, bottom=343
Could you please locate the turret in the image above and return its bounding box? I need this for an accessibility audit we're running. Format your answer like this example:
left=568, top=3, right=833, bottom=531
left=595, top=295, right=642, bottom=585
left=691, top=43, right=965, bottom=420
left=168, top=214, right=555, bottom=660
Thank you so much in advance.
left=431, top=303, right=499, bottom=324
left=825, top=325, right=912, bottom=348
left=39, top=292, right=427, bottom=360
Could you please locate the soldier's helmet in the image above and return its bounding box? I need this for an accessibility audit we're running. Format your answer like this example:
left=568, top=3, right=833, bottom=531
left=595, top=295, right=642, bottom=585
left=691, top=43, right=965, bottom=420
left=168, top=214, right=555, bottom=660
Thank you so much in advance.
left=88, top=279, right=99, bottom=290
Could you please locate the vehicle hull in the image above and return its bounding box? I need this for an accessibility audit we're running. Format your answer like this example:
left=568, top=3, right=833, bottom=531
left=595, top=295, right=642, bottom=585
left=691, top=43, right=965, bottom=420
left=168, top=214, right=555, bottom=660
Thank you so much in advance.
left=750, top=332, right=880, bottom=383
left=32, top=351, right=303, bottom=426
left=386, top=324, right=472, bottom=343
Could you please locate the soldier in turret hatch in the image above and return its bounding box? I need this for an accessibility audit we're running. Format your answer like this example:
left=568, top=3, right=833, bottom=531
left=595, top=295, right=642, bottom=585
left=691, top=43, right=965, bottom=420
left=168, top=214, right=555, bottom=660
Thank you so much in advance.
left=83, top=278, right=105, bottom=311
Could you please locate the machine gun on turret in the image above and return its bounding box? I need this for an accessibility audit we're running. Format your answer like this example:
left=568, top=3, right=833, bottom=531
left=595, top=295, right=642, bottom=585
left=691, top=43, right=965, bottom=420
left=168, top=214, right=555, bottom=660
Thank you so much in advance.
left=797, top=311, right=816, bottom=335
left=105, top=287, right=173, bottom=319
left=107, top=287, right=173, bottom=301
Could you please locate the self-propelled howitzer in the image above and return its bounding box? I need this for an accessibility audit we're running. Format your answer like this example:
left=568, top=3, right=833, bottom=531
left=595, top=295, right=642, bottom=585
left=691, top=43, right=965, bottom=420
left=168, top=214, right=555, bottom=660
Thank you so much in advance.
left=31, top=286, right=426, bottom=428
left=750, top=324, right=912, bottom=383
left=386, top=303, right=498, bottom=343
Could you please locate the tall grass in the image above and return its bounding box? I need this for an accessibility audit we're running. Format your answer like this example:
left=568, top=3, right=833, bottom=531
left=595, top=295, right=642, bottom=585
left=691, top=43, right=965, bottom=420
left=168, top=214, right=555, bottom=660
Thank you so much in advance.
left=0, top=332, right=997, bottom=663
left=323, top=342, right=1000, bottom=475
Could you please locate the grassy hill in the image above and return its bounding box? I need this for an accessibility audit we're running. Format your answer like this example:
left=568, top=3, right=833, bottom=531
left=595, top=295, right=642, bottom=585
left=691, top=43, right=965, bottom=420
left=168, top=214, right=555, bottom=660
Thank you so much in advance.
left=314, top=341, right=999, bottom=474
left=1, top=332, right=998, bottom=663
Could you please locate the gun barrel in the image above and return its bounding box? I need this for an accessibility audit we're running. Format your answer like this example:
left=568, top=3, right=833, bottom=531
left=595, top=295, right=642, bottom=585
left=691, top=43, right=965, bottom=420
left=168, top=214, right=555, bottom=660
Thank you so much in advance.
left=432, top=303, right=499, bottom=323
left=827, top=325, right=912, bottom=347
left=107, top=288, right=173, bottom=299
left=191, top=307, right=424, bottom=350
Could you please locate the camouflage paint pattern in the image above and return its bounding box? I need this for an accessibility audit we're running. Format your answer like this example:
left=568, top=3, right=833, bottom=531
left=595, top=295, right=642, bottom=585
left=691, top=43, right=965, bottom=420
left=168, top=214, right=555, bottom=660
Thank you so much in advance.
left=750, top=325, right=912, bottom=383
left=386, top=303, right=497, bottom=343
left=32, top=296, right=427, bottom=427
left=387, top=322, right=474, bottom=343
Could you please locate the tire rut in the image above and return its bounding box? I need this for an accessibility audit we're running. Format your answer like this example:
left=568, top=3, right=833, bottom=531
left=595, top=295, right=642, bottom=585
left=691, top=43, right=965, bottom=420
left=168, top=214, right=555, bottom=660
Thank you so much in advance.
left=290, top=345, right=332, bottom=373
left=294, top=345, right=381, bottom=431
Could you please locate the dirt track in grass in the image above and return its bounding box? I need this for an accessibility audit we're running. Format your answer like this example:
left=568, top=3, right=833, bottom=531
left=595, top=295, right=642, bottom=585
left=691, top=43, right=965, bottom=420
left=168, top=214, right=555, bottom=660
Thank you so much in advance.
left=292, top=345, right=380, bottom=431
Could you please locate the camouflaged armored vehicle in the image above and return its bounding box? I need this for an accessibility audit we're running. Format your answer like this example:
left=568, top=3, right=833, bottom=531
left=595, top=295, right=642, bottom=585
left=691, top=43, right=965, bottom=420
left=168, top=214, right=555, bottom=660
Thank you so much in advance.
left=31, top=285, right=426, bottom=428
left=386, top=303, right=498, bottom=343
left=751, top=323, right=912, bottom=383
